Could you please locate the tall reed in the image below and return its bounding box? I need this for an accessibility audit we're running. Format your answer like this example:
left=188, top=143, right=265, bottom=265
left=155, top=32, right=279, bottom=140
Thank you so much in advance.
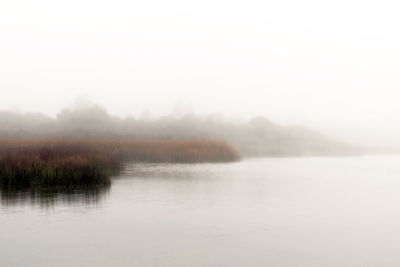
left=0, top=139, right=240, bottom=189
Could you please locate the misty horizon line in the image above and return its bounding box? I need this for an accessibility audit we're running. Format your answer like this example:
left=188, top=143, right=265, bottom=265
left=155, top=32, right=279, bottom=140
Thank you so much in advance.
left=0, top=101, right=364, bottom=157
left=0, top=102, right=296, bottom=126
left=1, top=102, right=400, bottom=153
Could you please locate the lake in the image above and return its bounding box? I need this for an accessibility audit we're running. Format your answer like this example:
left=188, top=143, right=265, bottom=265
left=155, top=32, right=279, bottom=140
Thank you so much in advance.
left=1, top=156, right=400, bottom=266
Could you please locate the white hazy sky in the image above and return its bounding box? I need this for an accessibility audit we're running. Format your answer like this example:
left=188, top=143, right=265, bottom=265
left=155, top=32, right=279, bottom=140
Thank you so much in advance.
left=1, top=0, right=400, bottom=146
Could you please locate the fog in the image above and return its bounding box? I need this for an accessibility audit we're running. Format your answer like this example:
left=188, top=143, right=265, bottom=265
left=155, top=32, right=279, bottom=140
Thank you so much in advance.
left=1, top=0, right=400, bottom=147
left=0, top=103, right=365, bottom=157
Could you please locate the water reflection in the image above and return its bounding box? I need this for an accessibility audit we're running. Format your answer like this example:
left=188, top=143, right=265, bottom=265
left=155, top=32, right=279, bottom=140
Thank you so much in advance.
left=0, top=184, right=110, bottom=208
left=3, top=158, right=400, bottom=266
left=120, top=163, right=220, bottom=180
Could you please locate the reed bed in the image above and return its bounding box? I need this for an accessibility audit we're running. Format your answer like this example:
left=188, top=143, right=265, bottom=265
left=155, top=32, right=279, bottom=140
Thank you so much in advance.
left=0, top=139, right=240, bottom=189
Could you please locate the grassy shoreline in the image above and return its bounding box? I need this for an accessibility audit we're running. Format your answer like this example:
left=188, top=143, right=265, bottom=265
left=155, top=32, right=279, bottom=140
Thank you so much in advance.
left=0, top=139, right=240, bottom=189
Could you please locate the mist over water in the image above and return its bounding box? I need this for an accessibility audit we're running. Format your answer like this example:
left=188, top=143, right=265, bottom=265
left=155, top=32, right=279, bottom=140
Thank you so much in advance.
left=3, top=157, right=400, bottom=267
left=2, top=0, right=400, bottom=266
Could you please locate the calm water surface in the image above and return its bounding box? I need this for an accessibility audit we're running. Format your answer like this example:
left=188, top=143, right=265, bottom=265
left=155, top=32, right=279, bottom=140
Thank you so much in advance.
left=2, top=157, right=400, bottom=266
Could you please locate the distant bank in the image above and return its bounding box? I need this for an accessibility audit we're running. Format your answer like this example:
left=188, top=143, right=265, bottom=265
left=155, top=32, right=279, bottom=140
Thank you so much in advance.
left=0, top=105, right=363, bottom=158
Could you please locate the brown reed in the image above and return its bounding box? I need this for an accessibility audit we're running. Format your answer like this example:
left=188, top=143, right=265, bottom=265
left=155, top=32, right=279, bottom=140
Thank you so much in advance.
left=0, top=139, right=240, bottom=189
